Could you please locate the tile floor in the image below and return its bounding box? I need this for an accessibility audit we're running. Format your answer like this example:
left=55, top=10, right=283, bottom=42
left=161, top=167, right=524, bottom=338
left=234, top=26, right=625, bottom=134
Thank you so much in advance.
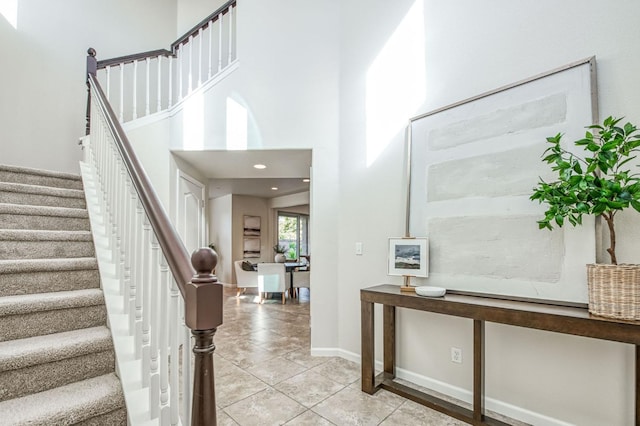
left=213, top=288, right=525, bottom=425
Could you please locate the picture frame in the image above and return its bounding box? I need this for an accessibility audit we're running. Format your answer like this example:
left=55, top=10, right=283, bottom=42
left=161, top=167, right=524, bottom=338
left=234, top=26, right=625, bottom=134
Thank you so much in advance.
left=243, top=215, right=261, bottom=236
left=243, top=237, right=261, bottom=258
left=388, top=237, right=428, bottom=277
left=405, top=57, right=597, bottom=303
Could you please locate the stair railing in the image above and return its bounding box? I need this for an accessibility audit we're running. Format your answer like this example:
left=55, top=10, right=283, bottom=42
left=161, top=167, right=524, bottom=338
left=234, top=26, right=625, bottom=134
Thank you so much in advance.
left=86, top=71, right=223, bottom=426
left=94, top=0, right=236, bottom=124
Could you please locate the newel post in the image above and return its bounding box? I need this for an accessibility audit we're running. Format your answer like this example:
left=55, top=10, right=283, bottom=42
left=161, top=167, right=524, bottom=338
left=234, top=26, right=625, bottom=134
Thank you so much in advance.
left=187, top=247, right=222, bottom=426
left=85, top=47, right=97, bottom=135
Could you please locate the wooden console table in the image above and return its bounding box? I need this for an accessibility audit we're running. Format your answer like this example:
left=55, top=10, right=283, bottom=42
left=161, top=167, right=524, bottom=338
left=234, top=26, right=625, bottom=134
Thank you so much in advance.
left=360, top=284, right=640, bottom=425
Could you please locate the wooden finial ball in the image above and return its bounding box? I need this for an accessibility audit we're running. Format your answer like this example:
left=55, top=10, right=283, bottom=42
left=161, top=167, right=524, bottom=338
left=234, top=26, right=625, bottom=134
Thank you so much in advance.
left=191, top=247, right=218, bottom=274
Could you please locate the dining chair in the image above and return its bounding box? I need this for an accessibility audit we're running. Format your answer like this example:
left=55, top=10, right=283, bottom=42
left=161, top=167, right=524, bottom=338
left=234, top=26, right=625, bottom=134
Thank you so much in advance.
left=257, top=263, right=287, bottom=304
left=292, top=270, right=310, bottom=298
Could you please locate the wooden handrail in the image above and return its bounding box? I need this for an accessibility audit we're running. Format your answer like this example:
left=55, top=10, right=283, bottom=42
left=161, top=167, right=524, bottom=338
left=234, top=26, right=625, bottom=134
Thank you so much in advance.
left=88, top=73, right=222, bottom=332
left=97, top=48, right=172, bottom=69
left=172, top=0, right=236, bottom=49
left=95, top=0, right=236, bottom=70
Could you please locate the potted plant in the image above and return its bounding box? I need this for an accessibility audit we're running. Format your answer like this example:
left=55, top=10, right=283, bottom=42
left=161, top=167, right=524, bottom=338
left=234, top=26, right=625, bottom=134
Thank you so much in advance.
left=273, top=244, right=286, bottom=263
left=531, top=116, right=640, bottom=319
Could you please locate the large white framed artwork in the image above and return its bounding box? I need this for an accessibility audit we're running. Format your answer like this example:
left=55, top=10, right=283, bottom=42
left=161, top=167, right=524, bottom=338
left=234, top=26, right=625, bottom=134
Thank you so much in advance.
left=406, top=57, right=598, bottom=303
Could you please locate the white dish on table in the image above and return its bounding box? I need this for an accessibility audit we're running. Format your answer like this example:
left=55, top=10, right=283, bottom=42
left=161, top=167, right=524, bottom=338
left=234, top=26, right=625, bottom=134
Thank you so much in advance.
left=415, top=286, right=446, bottom=297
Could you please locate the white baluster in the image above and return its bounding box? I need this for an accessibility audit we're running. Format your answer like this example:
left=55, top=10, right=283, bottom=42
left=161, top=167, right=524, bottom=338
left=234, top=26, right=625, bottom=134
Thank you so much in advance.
left=217, top=13, right=223, bottom=72
left=159, top=256, right=170, bottom=425
left=109, top=145, right=118, bottom=258
left=142, top=215, right=152, bottom=385
left=168, top=55, right=173, bottom=107
left=134, top=201, right=144, bottom=354
left=133, top=60, right=138, bottom=120
left=178, top=46, right=183, bottom=101
left=122, top=179, right=133, bottom=313
left=119, top=63, right=124, bottom=122
left=208, top=19, right=214, bottom=78
left=130, top=191, right=141, bottom=335
left=150, top=234, right=160, bottom=418
left=157, top=55, right=162, bottom=112
left=198, top=27, right=203, bottom=87
left=114, top=158, right=125, bottom=285
left=169, top=276, right=180, bottom=425
left=228, top=5, right=234, bottom=64
left=181, top=305, right=192, bottom=425
left=105, top=143, right=115, bottom=250
left=188, top=35, right=194, bottom=93
left=145, top=56, right=151, bottom=116
left=117, top=162, right=127, bottom=284
left=106, top=66, right=111, bottom=101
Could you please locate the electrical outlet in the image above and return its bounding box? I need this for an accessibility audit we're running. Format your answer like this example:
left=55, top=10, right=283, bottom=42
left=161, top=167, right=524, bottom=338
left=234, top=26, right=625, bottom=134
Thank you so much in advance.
left=451, top=347, right=462, bottom=364
left=355, top=242, right=363, bottom=255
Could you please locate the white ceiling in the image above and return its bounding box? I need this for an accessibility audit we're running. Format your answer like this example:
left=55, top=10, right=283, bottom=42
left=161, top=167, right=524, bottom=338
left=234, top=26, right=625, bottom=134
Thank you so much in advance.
left=172, top=149, right=312, bottom=199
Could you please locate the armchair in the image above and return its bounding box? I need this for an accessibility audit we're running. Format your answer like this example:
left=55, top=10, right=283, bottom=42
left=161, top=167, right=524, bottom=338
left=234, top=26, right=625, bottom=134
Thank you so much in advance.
left=234, top=260, right=259, bottom=297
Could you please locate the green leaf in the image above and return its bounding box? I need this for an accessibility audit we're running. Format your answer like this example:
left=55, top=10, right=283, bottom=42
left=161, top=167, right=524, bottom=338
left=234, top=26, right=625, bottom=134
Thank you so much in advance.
left=587, top=142, right=600, bottom=152
left=631, top=200, right=640, bottom=213
left=624, top=122, right=636, bottom=134
left=572, top=162, right=582, bottom=174
left=606, top=200, right=626, bottom=209
left=554, top=215, right=564, bottom=227
left=592, top=203, right=607, bottom=215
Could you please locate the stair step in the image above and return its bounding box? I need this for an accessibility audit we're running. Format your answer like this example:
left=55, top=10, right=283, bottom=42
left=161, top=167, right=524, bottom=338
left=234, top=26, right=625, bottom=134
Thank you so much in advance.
left=0, top=203, right=90, bottom=231
left=0, top=326, right=115, bottom=401
left=0, top=229, right=95, bottom=260
left=0, top=257, right=100, bottom=296
left=0, top=373, right=126, bottom=424
left=0, top=289, right=106, bottom=341
left=0, top=164, right=83, bottom=190
left=0, top=182, right=86, bottom=209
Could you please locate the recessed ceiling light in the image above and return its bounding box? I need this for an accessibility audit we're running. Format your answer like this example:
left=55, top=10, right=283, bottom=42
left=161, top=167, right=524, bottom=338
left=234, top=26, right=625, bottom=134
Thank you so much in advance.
left=271, top=187, right=278, bottom=190
left=302, top=178, right=310, bottom=183
left=253, top=164, right=266, bottom=169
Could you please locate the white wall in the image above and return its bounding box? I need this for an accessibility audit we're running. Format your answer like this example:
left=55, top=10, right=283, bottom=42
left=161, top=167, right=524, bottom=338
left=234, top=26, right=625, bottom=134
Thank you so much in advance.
left=210, top=194, right=233, bottom=283
left=169, top=0, right=341, bottom=349
left=0, top=0, right=177, bottom=174
left=176, top=0, right=226, bottom=37
left=338, top=1, right=640, bottom=424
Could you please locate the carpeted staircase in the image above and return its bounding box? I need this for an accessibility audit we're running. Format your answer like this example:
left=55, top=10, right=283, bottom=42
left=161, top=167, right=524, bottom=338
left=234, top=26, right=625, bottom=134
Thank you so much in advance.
left=0, top=164, right=127, bottom=424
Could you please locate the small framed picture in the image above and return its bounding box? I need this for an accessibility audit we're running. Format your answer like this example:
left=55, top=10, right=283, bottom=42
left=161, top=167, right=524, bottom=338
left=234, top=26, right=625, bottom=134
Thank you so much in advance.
left=388, top=237, right=428, bottom=277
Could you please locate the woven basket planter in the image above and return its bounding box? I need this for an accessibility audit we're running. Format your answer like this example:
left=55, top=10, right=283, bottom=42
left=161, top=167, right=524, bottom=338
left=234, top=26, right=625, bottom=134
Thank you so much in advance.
left=587, top=263, right=640, bottom=320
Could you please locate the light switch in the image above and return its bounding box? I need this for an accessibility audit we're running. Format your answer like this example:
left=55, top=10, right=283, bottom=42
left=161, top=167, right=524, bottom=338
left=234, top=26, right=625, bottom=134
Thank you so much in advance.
left=355, top=242, right=363, bottom=255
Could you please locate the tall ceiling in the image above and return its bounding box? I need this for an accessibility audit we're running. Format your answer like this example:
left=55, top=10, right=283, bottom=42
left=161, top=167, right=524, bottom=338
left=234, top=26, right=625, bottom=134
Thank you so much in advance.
left=172, top=149, right=312, bottom=199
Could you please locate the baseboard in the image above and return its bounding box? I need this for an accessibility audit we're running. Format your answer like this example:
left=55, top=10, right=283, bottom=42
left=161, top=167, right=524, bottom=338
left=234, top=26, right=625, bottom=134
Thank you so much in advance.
left=313, top=346, right=572, bottom=426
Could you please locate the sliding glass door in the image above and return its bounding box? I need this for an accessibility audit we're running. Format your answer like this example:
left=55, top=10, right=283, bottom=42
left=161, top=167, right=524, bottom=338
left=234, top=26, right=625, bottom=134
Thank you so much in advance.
left=278, top=212, right=309, bottom=261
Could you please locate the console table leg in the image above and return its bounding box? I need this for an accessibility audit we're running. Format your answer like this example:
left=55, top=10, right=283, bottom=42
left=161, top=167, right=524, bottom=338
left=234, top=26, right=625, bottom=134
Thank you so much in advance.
left=361, top=300, right=375, bottom=394
left=474, top=319, right=485, bottom=423
left=636, top=345, right=639, bottom=426
left=383, top=305, right=396, bottom=377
